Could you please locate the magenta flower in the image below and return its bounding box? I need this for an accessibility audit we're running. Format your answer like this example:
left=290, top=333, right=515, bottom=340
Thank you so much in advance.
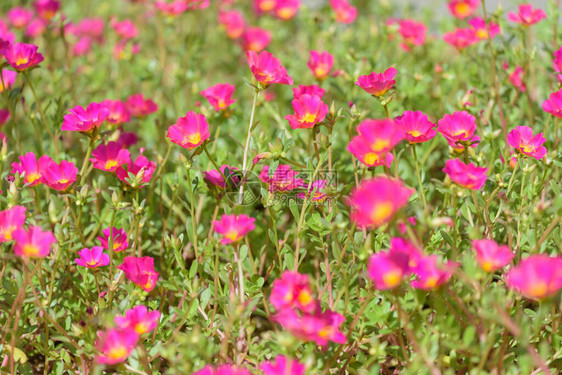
left=7, top=7, right=34, bottom=29
left=307, top=50, right=334, bottom=80
left=437, top=111, right=479, bottom=150
left=34, top=0, right=60, bottom=21
left=397, top=19, right=427, bottom=51
left=97, top=227, right=129, bottom=252
left=101, top=99, right=131, bottom=125
left=212, top=214, right=256, bottom=245
left=285, top=94, right=329, bottom=129
left=507, top=126, right=547, bottom=160
left=469, top=17, right=500, bottom=40
left=472, top=239, right=514, bottom=272
left=292, top=84, right=325, bottom=99
left=41, top=160, right=78, bottom=191
left=115, top=155, right=156, bottom=186
left=62, top=102, right=109, bottom=133
left=505, top=65, right=526, bottom=92
left=355, top=67, right=397, bottom=97
left=347, top=118, right=403, bottom=167
left=95, top=328, right=139, bottom=365
left=200, top=83, right=236, bottom=112
left=506, top=255, right=562, bottom=300
left=346, top=177, right=414, bottom=229
left=118, top=256, right=159, bottom=292
left=194, top=365, right=251, bottom=375
left=203, top=165, right=239, bottom=189
left=111, top=19, right=138, bottom=40
left=542, top=89, right=562, bottom=118
left=553, top=47, right=562, bottom=82
left=2, top=42, right=44, bottom=71
left=367, top=250, right=410, bottom=290
left=330, top=0, right=357, bottom=24
left=448, top=0, right=479, bottom=19
left=0, top=205, right=26, bottom=242
left=11, top=152, right=51, bottom=186
left=75, top=246, right=110, bottom=268
left=246, top=50, right=293, bottom=86
left=261, top=355, right=306, bottom=375
left=274, top=0, right=300, bottom=20
left=0, top=109, right=9, bottom=126
left=114, top=305, right=161, bottom=335
left=411, top=255, right=459, bottom=290
left=218, top=10, right=245, bottom=39
left=507, top=4, right=547, bottom=26
left=25, top=19, right=47, bottom=38
left=125, top=93, right=158, bottom=118
left=0, top=69, right=16, bottom=92
left=241, top=27, right=271, bottom=52
left=273, top=308, right=346, bottom=346
left=166, top=111, right=210, bottom=149
left=259, top=164, right=304, bottom=192
left=13, top=226, right=56, bottom=258
left=443, top=159, right=488, bottom=190
left=90, top=142, right=131, bottom=172
left=394, top=111, right=437, bottom=143
left=297, top=180, right=328, bottom=202
left=270, top=271, right=315, bottom=313
left=155, top=0, right=189, bottom=16
left=443, top=28, right=479, bottom=50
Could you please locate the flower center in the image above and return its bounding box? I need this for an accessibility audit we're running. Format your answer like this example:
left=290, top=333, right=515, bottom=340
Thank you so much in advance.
left=409, top=130, right=422, bottom=137
left=297, top=290, right=313, bottom=306
left=371, top=139, right=390, bottom=152
left=225, top=231, right=239, bottom=242
left=135, top=322, right=149, bottom=335
left=480, top=260, right=494, bottom=272
left=383, top=271, right=402, bottom=288
left=370, top=202, right=394, bottom=225
left=105, top=160, right=119, bottom=170
left=107, top=346, right=127, bottom=360
left=183, top=132, right=201, bottom=146
left=424, top=276, right=438, bottom=289
left=455, top=3, right=470, bottom=17
left=528, top=281, right=548, bottom=298
left=23, top=243, right=40, bottom=257
left=15, top=56, right=29, bottom=66
left=302, top=113, right=317, bottom=123
left=27, top=173, right=41, bottom=183
left=364, top=152, right=380, bottom=166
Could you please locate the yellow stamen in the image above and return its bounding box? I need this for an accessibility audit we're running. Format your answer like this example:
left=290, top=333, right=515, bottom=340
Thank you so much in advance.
left=302, top=113, right=317, bottom=123
left=382, top=271, right=402, bottom=288
left=107, top=346, right=127, bottom=360
left=183, top=132, right=201, bottom=146
left=297, top=290, right=313, bottom=306
left=370, top=202, right=394, bottom=224
left=364, top=152, right=380, bottom=166
left=23, top=244, right=40, bottom=257
left=104, top=160, right=119, bottom=170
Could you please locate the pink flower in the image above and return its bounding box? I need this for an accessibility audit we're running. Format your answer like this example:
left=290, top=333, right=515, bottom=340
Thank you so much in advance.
left=212, top=214, right=256, bottom=245
left=101, top=99, right=131, bottom=125
left=297, top=180, right=328, bottom=202
left=507, top=4, right=547, bottom=26
left=274, top=0, right=300, bottom=20
left=218, top=10, right=245, bottom=39
left=285, top=94, right=329, bottom=129
left=355, top=67, right=396, bottom=97
left=254, top=0, right=277, bottom=14
left=472, top=239, right=514, bottom=272
left=118, top=256, right=159, bottom=292
left=95, top=328, right=139, bottom=365
left=260, top=355, right=305, bottom=375
left=443, top=159, right=488, bottom=190
left=394, top=111, right=436, bottom=143
left=33, top=0, right=60, bottom=21
left=72, top=36, right=93, bottom=56
left=25, top=19, right=48, bottom=38
left=330, top=0, right=357, bottom=24
left=62, top=103, right=109, bottom=133
left=201, top=83, right=236, bottom=112
left=0, top=206, right=26, bottom=242
left=469, top=17, right=500, bottom=40
left=114, top=305, right=160, bottom=335
left=542, top=89, right=562, bottom=118
left=270, top=271, right=315, bottom=313
left=505, top=65, right=526, bottom=92
left=115, top=155, right=156, bottom=185
left=11, top=152, right=51, bottom=186
left=367, top=250, right=410, bottom=290
left=292, top=84, right=325, bottom=99
left=0, top=109, right=9, bottom=126
left=7, top=7, right=33, bottom=29
left=411, top=255, right=459, bottom=290
left=246, top=50, right=293, bottom=86
left=41, top=160, right=78, bottom=191
left=307, top=50, right=334, bottom=80
left=507, top=125, right=547, bottom=160
left=448, top=0, right=479, bottom=19
left=203, top=165, right=239, bottom=189
left=346, top=177, right=414, bottom=229
left=241, top=27, right=271, bottom=52
left=194, top=365, right=251, bottom=375
left=553, top=47, right=562, bottom=82
left=155, top=0, right=189, bottom=16
left=166, top=111, right=210, bottom=149
left=397, top=19, right=427, bottom=51
left=13, top=226, right=56, bottom=258
left=347, top=119, right=403, bottom=167
left=443, top=28, right=479, bottom=50
left=125, top=94, right=158, bottom=117
left=437, top=111, right=479, bottom=150
left=0, top=69, right=16, bottom=92
left=2, top=42, right=44, bottom=72
left=111, top=19, right=138, bottom=40
left=273, top=308, right=346, bottom=346
left=75, top=246, right=110, bottom=268
left=259, top=164, right=303, bottom=192
left=90, top=142, right=131, bottom=172
left=506, top=255, right=562, bottom=300
left=97, top=227, right=129, bottom=252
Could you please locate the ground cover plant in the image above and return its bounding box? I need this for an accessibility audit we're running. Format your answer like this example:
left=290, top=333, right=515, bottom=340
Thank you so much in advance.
left=0, top=0, right=561, bottom=373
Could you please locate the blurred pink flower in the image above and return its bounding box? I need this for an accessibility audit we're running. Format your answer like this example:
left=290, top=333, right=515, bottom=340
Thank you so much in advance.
left=437, top=111, right=479, bottom=150
left=307, top=50, right=334, bottom=80
left=443, top=28, right=478, bottom=50
left=261, top=355, right=305, bottom=375
left=469, top=17, right=500, bottom=40
left=0, top=69, right=16, bottom=92
left=411, top=255, right=458, bottom=290
left=41, top=160, right=78, bottom=191
left=506, top=255, right=562, bottom=300
left=90, top=142, right=131, bottom=172
left=111, top=19, right=138, bottom=39
left=448, top=0, right=479, bottom=19
left=2, top=42, right=44, bottom=71
left=241, top=27, right=271, bottom=52
left=201, top=83, right=236, bottom=112
left=97, top=227, right=129, bottom=252
left=285, top=94, right=329, bottom=129
left=397, top=19, right=427, bottom=51
left=101, top=99, right=131, bottom=125
left=395, top=110, right=436, bottom=143
left=118, top=256, right=159, bottom=292
left=355, top=67, right=396, bottom=97
left=273, top=308, right=346, bottom=346
left=167, top=111, right=210, bottom=149
left=443, top=159, right=488, bottom=190
left=11, top=152, right=51, bottom=186
left=13, top=226, right=56, bottom=258
left=0, top=206, right=26, bottom=242
left=212, top=214, right=256, bottom=244
left=330, top=0, right=357, bottom=24
left=347, top=118, right=403, bottom=167
left=292, top=84, right=325, bottom=99
left=218, top=10, right=245, bottom=39
left=33, top=0, right=60, bottom=21
left=203, top=165, right=239, bottom=189
left=246, top=50, right=293, bottom=86
left=7, top=7, right=33, bottom=29
left=507, top=125, right=547, bottom=159
left=62, top=103, right=109, bottom=133
left=472, top=239, right=514, bottom=272
left=116, top=154, right=156, bottom=185
left=115, top=305, right=160, bottom=335
left=270, top=271, right=315, bottom=313
left=542, top=89, right=562, bottom=118
left=507, top=4, right=547, bottom=26
left=95, top=328, right=138, bottom=365
left=125, top=93, right=158, bottom=117
left=194, top=364, right=251, bottom=375
left=259, top=164, right=303, bottom=192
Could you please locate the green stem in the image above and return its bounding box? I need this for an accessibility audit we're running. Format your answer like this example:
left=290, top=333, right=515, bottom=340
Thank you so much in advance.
left=238, top=88, right=260, bottom=205
left=79, top=137, right=96, bottom=185
left=411, top=145, right=428, bottom=211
